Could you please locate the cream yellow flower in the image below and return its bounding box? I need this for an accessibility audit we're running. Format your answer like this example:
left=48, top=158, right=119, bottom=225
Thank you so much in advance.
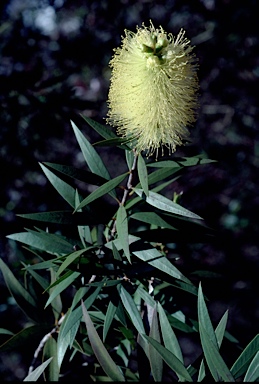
left=106, top=21, right=199, bottom=156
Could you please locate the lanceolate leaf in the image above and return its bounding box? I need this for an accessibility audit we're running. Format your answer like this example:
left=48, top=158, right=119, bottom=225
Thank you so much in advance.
left=23, top=357, right=53, bottom=382
left=74, top=172, right=128, bottom=212
left=149, top=306, right=163, bottom=382
left=103, top=301, right=118, bottom=342
left=143, top=335, right=193, bottom=382
left=198, top=284, right=234, bottom=382
left=43, top=162, right=108, bottom=186
left=244, top=351, right=259, bottom=382
left=134, top=189, right=202, bottom=220
left=17, top=211, right=105, bottom=225
left=7, top=230, right=74, bottom=255
left=39, top=163, right=76, bottom=208
left=137, top=153, right=149, bottom=197
left=132, top=247, right=191, bottom=284
left=118, top=285, right=145, bottom=336
left=130, top=211, right=176, bottom=230
left=0, top=258, right=38, bottom=322
left=43, top=337, right=59, bottom=381
left=45, top=271, right=81, bottom=308
left=116, top=205, right=131, bottom=262
left=81, top=115, right=118, bottom=140
left=71, top=121, right=111, bottom=181
left=81, top=301, right=125, bottom=382
left=231, top=334, right=259, bottom=379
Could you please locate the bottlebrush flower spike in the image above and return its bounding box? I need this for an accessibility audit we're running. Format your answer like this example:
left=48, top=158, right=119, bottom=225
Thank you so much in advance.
left=107, top=21, right=199, bottom=156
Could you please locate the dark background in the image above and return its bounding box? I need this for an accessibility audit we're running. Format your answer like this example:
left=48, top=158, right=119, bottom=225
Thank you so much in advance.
left=0, top=0, right=259, bottom=380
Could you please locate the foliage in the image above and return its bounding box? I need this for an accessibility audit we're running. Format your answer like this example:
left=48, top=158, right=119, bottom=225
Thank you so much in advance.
left=1, top=118, right=258, bottom=381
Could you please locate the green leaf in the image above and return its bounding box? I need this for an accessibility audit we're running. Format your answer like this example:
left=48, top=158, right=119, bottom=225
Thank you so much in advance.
left=130, top=211, right=176, bottom=230
left=45, top=271, right=81, bottom=308
left=43, top=162, right=108, bottom=186
left=146, top=168, right=179, bottom=185
left=134, top=189, right=202, bottom=220
left=74, top=172, right=128, bottom=212
left=157, top=302, right=183, bottom=363
left=81, top=115, right=118, bottom=140
left=118, top=285, right=145, bottom=335
left=111, top=241, right=122, bottom=261
left=103, top=301, right=117, bottom=342
left=81, top=301, right=125, bottom=381
left=23, top=357, right=53, bottom=382
left=116, top=205, right=131, bottom=262
left=49, top=268, right=63, bottom=321
left=71, top=120, right=111, bottom=181
left=198, top=284, right=234, bottom=382
left=132, top=246, right=191, bottom=284
left=143, top=335, right=193, bottom=382
left=147, top=156, right=216, bottom=168
left=17, top=211, right=104, bottom=225
left=231, top=334, right=259, bottom=379
left=43, top=337, right=59, bottom=381
left=244, top=351, right=259, bottom=382
left=0, top=258, right=38, bottom=322
left=149, top=306, right=163, bottom=382
left=0, top=328, right=14, bottom=336
left=137, top=153, right=149, bottom=197
left=39, top=163, right=76, bottom=208
left=56, top=248, right=91, bottom=276
left=0, top=325, right=51, bottom=352
left=93, top=137, right=132, bottom=148
left=7, top=230, right=74, bottom=255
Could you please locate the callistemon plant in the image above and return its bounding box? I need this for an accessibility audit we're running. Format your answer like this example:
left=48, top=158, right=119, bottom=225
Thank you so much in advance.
left=1, top=20, right=258, bottom=382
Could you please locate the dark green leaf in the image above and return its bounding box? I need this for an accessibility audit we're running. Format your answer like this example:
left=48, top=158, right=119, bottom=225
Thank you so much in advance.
left=23, top=357, right=53, bottom=382
left=143, top=335, right=193, bottom=381
left=0, top=324, right=52, bottom=352
left=134, top=189, right=203, bottom=220
left=7, top=229, right=74, bottom=255
left=231, top=334, right=259, bottom=379
left=118, top=285, right=145, bottom=335
left=43, top=162, right=108, bottom=186
left=93, top=137, right=132, bottom=148
left=17, top=211, right=105, bottom=225
left=198, top=284, right=234, bottom=382
left=82, top=301, right=125, bottom=381
left=130, top=211, right=175, bottom=230
left=103, top=301, right=118, bottom=342
left=74, top=172, right=128, bottom=212
left=45, top=271, right=81, bottom=308
left=116, top=205, right=131, bottom=262
left=132, top=247, right=191, bottom=284
left=39, top=163, right=76, bottom=208
left=71, top=121, right=111, bottom=181
left=244, top=351, right=259, bottom=382
left=111, top=241, right=122, bottom=261
left=149, top=306, right=163, bottom=382
left=137, top=153, right=149, bottom=197
left=56, top=248, right=91, bottom=276
left=43, top=337, right=59, bottom=381
left=81, top=115, right=118, bottom=140
left=0, top=258, right=38, bottom=322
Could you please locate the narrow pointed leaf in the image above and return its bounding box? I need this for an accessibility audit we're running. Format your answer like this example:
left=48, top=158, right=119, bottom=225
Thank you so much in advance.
left=198, top=284, right=234, bottom=382
left=56, top=248, right=91, bottom=276
left=39, top=163, right=76, bottom=208
left=134, top=189, right=202, bottom=220
left=118, top=285, right=145, bottom=335
left=130, top=211, right=175, bottom=230
left=116, top=205, right=131, bottom=262
left=43, top=337, right=59, bottom=381
left=244, top=351, right=259, bottom=382
left=74, top=172, right=128, bottom=212
left=43, top=162, right=108, bottom=186
left=82, top=301, right=125, bottom=381
left=231, top=334, right=259, bottom=379
left=149, top=306, right=163, bottom=382
left=143, top=335, right=193, bottom=381
left=71, top=121, right=111, bottom=181
left=0, top=259, right=38, bottom=322
left=103, top=301, right=117, bottom=342
left=132, top=247, right=191, bottom=284
left=137, top=153, right=149, bottom=197
left=81, top=115, right=118, bottom=140
left=23, top=357, right=53, bottom=381
left=45, top=271, right=80, bottom=308
left=157, top=302, right=183, bottom=363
